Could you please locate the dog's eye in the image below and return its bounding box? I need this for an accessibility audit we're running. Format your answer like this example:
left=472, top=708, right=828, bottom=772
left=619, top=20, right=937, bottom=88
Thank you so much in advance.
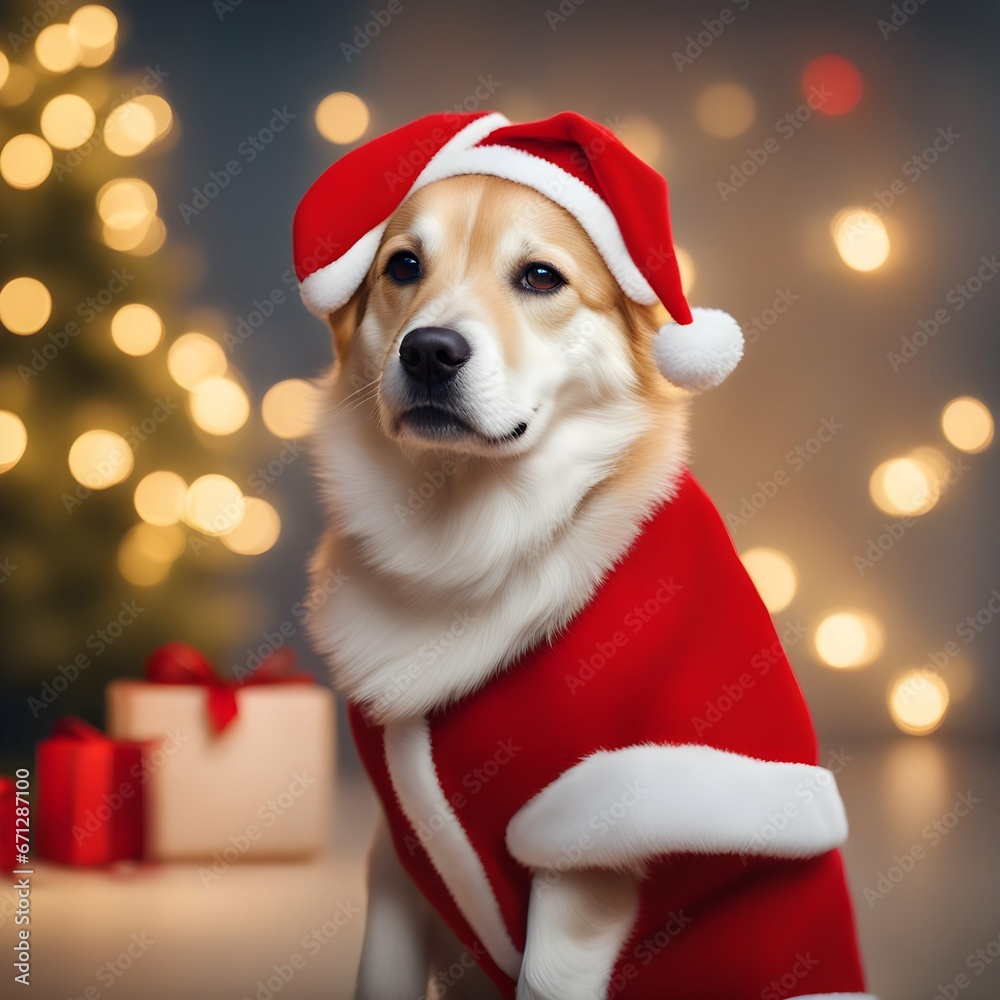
left=387, top=251, right=422, bottom=284
left=521, top=263, right=565, bottom=292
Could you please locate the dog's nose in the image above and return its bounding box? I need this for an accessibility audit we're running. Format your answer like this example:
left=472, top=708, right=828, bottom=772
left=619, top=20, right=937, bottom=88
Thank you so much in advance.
left=399, top=327, right=471, bottom=386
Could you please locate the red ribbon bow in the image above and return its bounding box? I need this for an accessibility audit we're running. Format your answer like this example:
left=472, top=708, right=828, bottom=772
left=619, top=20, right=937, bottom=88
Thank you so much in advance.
left=144, top=642, right=314, bottom=734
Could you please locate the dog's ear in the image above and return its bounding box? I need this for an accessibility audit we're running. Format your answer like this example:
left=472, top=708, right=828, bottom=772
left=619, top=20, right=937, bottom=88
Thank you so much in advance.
left=326, top=282, right=370, bottom=364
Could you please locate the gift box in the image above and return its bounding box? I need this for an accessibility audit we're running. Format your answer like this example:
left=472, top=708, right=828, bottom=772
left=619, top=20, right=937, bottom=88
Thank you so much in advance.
left=36, top=718, right=146, bottom=866
left=106, top=643, right=334, bottom=861
left=1, top=777, right=17, bottom=873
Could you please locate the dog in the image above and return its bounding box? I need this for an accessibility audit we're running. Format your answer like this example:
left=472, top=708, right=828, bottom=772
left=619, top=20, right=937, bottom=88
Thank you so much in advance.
left=297, top=111, right=871, bottom=1000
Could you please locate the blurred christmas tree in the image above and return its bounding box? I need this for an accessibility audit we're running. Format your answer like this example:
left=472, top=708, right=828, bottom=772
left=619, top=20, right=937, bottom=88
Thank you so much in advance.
left=0, top=3, right=283, bottom=760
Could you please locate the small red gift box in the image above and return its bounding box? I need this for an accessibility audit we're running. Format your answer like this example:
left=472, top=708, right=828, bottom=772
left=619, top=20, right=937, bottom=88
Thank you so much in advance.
left=0, top=778, right=16, bottom=873
left=36, top=717, right=146, bottom=866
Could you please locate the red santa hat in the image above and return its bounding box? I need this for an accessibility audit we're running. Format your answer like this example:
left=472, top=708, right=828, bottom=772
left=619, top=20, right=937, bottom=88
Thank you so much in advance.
left=294, top=110, right=743, bottom=392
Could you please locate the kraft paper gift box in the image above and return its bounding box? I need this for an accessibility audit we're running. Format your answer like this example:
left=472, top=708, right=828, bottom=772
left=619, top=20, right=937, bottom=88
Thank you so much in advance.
left=106, top=643, right=334, bottom=861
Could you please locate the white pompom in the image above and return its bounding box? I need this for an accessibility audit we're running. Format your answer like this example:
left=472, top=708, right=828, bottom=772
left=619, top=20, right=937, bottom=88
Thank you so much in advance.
left=652, top=307, right=744, bottom=392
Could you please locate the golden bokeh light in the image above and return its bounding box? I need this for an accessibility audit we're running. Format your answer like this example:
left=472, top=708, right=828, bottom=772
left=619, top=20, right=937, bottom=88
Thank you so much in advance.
left=105, top=100, right=158, bottom=156
left=315, top=91, right=370, bottom=144
left=0, top=63, right=36, bottom=107
left=941, top=396, right=994, bottom=453
left=167, top=333, right=227, bottom=389
left=96, top=178, right=157, bottom=229
left=126, top=215, right=167, bottom=256
left=117, top=523, right=183, bottom=586
left=111, top=303, right=163, bottom=356
left=832, top=208, right=891, bottom=272
left=40, top=93, right=96, bottom=149
left=0, top=411, right=28, bottom=473
left=0, top=277, right=52, bottom=335
left=889, top=670, right=949, bottom=735
left=0, top=52, right=10, bottom=89
left=261, top=378, right=323, bottom=439
left=134, top=470, right=187, bottom=526
left=189, top=376, right=251, bottom=436
left=68, top=429, right=134, bottom=489
left=674, top=246, right=695, bottom=297
left=695, top=83, right=756, bottom=138
left=69, top=6, right=118, bottom=48
left=1, top=133, right=53, bottom=189
left=869, top=456, right=938, bottom=516
left=621, top=115, right=666, bottom=166
left=740, top=547, right=797, bottom=613
left=35, top=24, right=82, bottom=74
left=185, top=474, right=245, bottom=536
left=132, top=94, right=173, bottom=140
left=221, top=497, right=281, bottom=555
left=814, top=610, right=884, bottom=669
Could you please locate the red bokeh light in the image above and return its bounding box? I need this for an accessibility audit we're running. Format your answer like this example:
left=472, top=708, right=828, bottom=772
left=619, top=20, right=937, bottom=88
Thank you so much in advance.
left=801, top=54, right=864, bottom=116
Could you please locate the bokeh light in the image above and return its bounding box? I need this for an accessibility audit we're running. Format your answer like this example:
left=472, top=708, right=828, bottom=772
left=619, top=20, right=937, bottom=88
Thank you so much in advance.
left=104, top=100, right=158, bottom=156
left=832, top=208, right=891, bottom=271
left=801, top=54, right=864, bottom=116
left=221, top=497, right=281, bottom=555
left=0, top=277, right=52, bottom=335
left=869, top=456, right=938, bottom=516
left=261, top=378, right=323, bottom=439
left=189, top=377, right=251, bottom=435
left=35, top=24, right=82, bottom=74
left=0, top=52, right=8, bottom=90
left=110, top=303, right=163, bottom=356
left=97, top=178, right=157, bottom=229
left=740, top=547, right=797, bottom=613
left=117, top=523, right=184, bottom=586
left=126, top=215, right=167, bottom=256
left=0, top=411, right=28, bottom=473
left=889, top=670, right=950, bottom=735
left=71, top=5, right=118, bottom=67
left=185, top=474, right=245, bottom=535
left=1, top=133, right=53, bottom=190
left=40, top=93, right=96, bottom=149
left=68, top=430, right=134, bottom=489
left=315, top=92, right=370, bottom=144
left=941, top=397, right=993, bottom=453
left=814, top=610, right=884, bottom=669
left=167, top=333, right=227, bottom=389
left=132, top=94, right=173, bottom=140
left=695, top=83, right=756, bottom=138
left=621, top=115, right=666, bottom=166
left=0, top=63, right=36, bottom=107
left=134, top=470, right=187, bottom=526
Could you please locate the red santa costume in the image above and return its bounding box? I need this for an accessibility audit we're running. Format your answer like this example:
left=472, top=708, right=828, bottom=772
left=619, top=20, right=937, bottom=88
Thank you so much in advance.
left=294, top=110, right=873, bottom=999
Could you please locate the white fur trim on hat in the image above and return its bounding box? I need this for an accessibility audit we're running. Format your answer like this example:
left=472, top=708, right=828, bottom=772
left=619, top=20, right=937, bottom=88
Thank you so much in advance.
left=298, top=112, right=510, bottom=316
left=653, top=307, right=744, bottom=392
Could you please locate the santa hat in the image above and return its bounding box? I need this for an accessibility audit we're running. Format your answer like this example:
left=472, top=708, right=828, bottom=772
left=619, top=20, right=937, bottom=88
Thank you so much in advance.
left=294, top=110, right=743, bottom=392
